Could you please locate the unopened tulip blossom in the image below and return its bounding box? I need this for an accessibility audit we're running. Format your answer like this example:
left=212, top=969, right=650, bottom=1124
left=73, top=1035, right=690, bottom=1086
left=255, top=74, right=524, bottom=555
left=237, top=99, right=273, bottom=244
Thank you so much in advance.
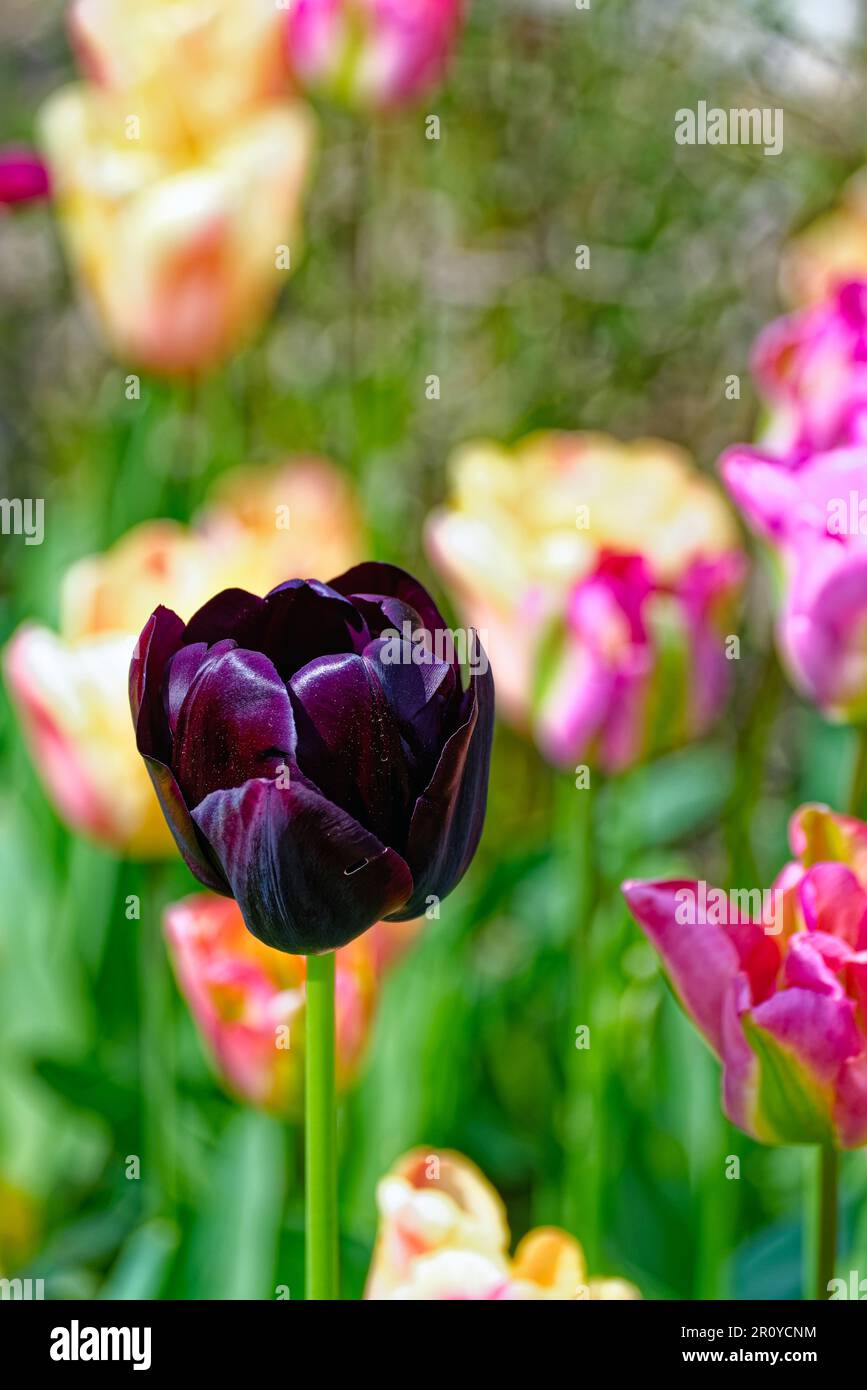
left=164, top=894, right=419, bottom=1109
left=5, top=459, right=363, bottom=856
left=623, top=804, right=867, bottom=1149
left=285, top=0, right=465, bottom=111
left=427, top=431, right=743, bottom=773
left=130, top=563, right=494, bottom=954
left=365, top=1148, right=640, bottom=1300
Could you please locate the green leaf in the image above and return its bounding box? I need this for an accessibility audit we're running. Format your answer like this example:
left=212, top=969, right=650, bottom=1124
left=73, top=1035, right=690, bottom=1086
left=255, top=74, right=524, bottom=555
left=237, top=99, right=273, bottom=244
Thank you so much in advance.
left=99, top=1219, right=179, bottom=1301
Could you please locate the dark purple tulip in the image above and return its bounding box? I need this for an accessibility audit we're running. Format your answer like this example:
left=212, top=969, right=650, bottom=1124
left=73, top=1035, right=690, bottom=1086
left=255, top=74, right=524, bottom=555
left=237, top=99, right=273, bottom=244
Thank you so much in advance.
left=130, top=563, right=494, bottom=954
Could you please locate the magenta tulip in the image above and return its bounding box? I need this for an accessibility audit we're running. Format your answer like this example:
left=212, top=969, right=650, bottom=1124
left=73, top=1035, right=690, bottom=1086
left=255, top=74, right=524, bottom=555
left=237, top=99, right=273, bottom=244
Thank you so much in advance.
left=751, top=280, right=867, bottom=459
left=623, top=804, right=867, bottom=1148
left=285, top=0, right=465, bottom=111
left=0, top=146, right=49, bottom=206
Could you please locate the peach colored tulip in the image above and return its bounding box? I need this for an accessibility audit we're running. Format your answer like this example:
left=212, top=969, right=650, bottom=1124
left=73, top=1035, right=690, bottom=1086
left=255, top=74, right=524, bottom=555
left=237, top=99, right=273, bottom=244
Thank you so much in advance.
left=365, top=1148, right=640, bottom=1300
left=4, top=459, right=364, bottom=856
left=781, top=171, right=867, bottom=308
left=69, top=0, right=288, bottom=145
left=39, top=0, right=316, bottom=375
left=164, top=894, right=419, bottom=1109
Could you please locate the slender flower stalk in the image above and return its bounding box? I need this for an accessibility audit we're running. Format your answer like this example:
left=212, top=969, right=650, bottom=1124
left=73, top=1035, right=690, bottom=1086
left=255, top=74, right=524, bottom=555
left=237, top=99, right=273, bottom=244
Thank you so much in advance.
left=305, top=951, right=339, bottom=1300
left=129, top=562, right=493, bottom=1306
left=559, top=770, right=601, bottom=1266
left=813, top=1144, right=839, bottom=1300
left=809, top=725, right=867, bottom=1298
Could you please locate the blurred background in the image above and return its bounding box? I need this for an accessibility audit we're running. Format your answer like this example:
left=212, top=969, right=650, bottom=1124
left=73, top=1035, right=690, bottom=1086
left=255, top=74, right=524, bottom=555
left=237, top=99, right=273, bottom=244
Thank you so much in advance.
left=1, top=0, right=867, bottom=1300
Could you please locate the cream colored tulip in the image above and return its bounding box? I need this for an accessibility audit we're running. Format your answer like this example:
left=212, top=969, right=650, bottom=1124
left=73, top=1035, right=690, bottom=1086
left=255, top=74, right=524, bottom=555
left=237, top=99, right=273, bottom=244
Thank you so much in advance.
left=5, top=459, right=364, bottom=856
left=366, top=1148, right=640, bottom=1300
left=40, top=82, right=315, bottom=375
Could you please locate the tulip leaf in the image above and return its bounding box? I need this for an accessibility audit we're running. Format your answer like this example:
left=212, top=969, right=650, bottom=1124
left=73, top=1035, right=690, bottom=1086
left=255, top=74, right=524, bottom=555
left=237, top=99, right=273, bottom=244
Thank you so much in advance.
left=742, top=1017, right=834, bottom=1146
left=99, top=1219, right=179, bottom=1300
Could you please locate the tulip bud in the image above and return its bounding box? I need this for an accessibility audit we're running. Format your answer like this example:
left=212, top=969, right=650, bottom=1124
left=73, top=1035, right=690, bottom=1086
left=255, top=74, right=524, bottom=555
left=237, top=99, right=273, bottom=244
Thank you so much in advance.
left=285, top=0, right=465, bottom=111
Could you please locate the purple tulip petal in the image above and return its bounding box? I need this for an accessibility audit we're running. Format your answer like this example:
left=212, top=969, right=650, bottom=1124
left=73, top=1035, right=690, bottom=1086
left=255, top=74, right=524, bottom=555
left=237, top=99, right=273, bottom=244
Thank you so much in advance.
left=394, top=654, right=494, bottom=919
left=174, top=647, right=296, bottom=809
left=289, top=651, right=413, bottom=847
left=192, top=776, right=414, bottom=953
left=254, top=580, right=369, bottom=676
left=329, top=562, right=450, bottom=645
left=162, top=639, right=236, bottom=736
left=130, top=606, right=186, bottom=762
left=364, top=634, right=458, bottom=777
left=180, top=587, right=268, bottom=646
left=142, top=754, right=230, bottom=894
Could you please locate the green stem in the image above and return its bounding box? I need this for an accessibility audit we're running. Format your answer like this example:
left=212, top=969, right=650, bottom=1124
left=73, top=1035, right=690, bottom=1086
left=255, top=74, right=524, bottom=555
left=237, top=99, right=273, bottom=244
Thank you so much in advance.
left=814, top=1144, right=839, bottom=1300
left=559, top=770, right=601, bottom=1266
left=848, top=726, right=867, bottom=817
left=305, top=951, right=338, bottom=1300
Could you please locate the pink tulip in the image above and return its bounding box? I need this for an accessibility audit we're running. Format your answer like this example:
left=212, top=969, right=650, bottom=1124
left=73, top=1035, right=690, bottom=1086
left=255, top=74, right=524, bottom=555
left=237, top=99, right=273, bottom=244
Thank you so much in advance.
left=428, top=432, right=745, bottom=775
left=285, top=0, right=465, bottom=111
left=0, top=146, right=49, bottom=205
left=534, top=551, right=743, bottom=773
left=721, top=441, right=867, bottom=720
left=750, top=281, right=867, bottom=459
left=622, top=803, right=867, bottom=1148
left=164, top=895, right=420, bottom=1111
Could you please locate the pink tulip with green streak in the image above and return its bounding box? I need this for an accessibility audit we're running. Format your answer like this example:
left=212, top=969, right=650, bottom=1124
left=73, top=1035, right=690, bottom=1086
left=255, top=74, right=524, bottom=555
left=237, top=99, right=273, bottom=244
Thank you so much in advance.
left=285, top=0, right=464, bottom=111
left=622, top=804, right=867, bottom=1148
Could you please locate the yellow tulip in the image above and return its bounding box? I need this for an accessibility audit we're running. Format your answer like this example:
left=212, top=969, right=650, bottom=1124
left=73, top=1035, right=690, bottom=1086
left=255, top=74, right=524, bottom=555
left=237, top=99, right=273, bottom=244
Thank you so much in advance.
left=4, top=459, right=364, bottom=857
left=40, top=0, right=316, bottom=375
left=427, top=431, right=743, bottom=771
